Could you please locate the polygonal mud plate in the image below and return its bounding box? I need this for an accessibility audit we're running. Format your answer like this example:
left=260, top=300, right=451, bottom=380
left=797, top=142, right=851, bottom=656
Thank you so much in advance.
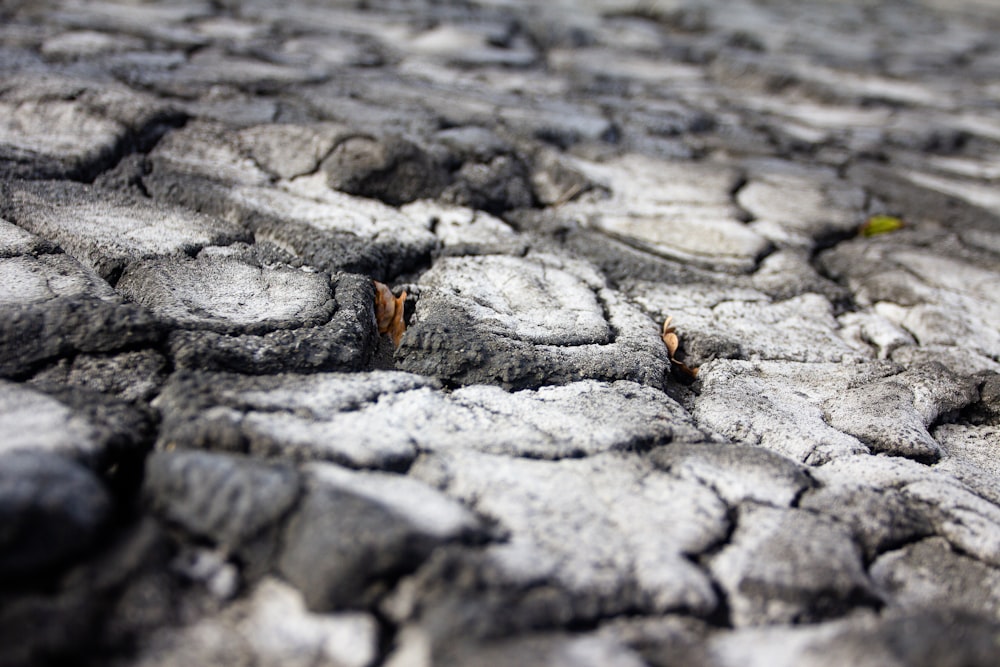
left=397, top=253, right=671, bottom=390
left=555, top=154, right=771, bottom=272
left=154, top=370, right=707, bottom=469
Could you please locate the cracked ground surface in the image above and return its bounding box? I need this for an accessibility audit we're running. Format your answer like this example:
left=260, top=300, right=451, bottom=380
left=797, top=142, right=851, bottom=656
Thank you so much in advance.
left=2, top=0, right=1000, bottom=665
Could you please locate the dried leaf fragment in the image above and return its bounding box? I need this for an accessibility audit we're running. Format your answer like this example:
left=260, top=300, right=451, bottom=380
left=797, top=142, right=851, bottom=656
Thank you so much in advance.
left=860, top=214, right=905, bottom=237
left=662, top=315, right=699, bottom=380
left=374, top=280, right=407, bottom=347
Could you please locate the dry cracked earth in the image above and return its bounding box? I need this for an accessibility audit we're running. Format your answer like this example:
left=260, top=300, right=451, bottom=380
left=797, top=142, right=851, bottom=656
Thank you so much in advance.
left=2, top=0, right=1000, bottom=665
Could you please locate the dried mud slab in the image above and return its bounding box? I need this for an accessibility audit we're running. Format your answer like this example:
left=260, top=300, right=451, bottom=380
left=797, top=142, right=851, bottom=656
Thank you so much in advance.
left=0, top=180, right=250, bottom=282
left=694, top=359, right=978, bottom=464
left=555, top=154, right=772, bottom=272
left=397, top=253, right=671, bottom=390
left=154, top=370, right=707, bottom=469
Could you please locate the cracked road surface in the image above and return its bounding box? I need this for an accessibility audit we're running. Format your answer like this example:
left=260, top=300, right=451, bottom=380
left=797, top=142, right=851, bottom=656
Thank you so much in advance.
left=2, top=1, right=1000, bottom=665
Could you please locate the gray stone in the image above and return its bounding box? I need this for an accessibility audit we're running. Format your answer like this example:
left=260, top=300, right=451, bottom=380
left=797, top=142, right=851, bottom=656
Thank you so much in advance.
left=397, top=253, right=671, bottom=390
left=650, top=444, right=814, bottom=507
left=819, top=234, right=1000, bottom=364
left=40, top=29, right=146, bottom=59
left=145, top=127, right=438, bottom=278
left=277, top=462, right=482, bottom=611
left=146, top=121, right=273, bottom=189
left=822, top=362, right=978, bottom=461
left=154, top=370, right=433, bottom=468
left=903, top=479, right=1000, bottom=568
left=0, top=450, right=111, bottom=580
left=871, top=537, right=1000, bottom=620
left=708, top=504, right=876, bottom=626
left=399, top=21, right=538, bottom=69
left=125, top=48, right=326, bottom=98
left=0, top=180, right=250, bottom=282
left=933, top=423, right=1000, bottom=506
left=117, top=252, right=336, bottom=335
left=410, top=450, right=728, bottom=621
left=44, top=0, right=210, bottom=47
left=441, top=153, right=535, bottom=214
left=144, top=449, right=300, bottom=552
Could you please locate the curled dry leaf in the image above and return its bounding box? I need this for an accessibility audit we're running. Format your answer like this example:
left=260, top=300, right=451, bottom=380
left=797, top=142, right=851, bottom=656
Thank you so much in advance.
left=374, top=280, right=407, bottom=347
left=662, top=315, right=699, bottom=380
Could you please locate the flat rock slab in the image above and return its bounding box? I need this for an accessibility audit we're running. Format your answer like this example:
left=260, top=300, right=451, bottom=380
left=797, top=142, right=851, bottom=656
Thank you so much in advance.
left=402, top=200, right=527, bottom=256
left=397, top=253, right=671, bottom=389
left=556, top=154, right=771, bottom=272
left=154, top=370, right=707, bottom=469
left=125, top=48, right=326, bottom=98
left=410, top=450, right=729, bottom=622
left=694, top=359, right=978, bottom=464
left=649, top=444, right=814, bottom=507
left=0, top=180, right=250, bottom=282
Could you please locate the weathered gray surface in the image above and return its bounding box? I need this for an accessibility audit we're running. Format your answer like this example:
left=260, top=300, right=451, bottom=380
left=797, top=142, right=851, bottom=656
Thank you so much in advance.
left=3, top=0, right=1000, bottom=665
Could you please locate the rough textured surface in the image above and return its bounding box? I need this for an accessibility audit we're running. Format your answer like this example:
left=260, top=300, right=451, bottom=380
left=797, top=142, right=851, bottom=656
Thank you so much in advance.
left=0, top=450, right=111, bottom=580
left=397, top=253, right=672, bottom=389
left=4, top=1, right=1000, bottom=665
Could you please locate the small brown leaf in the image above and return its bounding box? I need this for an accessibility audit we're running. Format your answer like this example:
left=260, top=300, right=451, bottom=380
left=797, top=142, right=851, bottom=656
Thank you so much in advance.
left=374, top=280, right=407, bottom=347
left=661, top=316, right=679, bottom=357
left=661, top=314, right=698, bottom=380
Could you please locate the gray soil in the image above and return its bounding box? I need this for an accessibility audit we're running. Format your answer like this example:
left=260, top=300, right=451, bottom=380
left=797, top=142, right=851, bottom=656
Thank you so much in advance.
left=2, top=1, right=1000, bottom=666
